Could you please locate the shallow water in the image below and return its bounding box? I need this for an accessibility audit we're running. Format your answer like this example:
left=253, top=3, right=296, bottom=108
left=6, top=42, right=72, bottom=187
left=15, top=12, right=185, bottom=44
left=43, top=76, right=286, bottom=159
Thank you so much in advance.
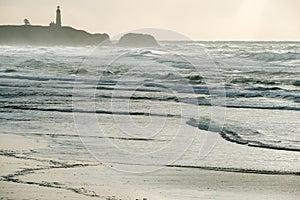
left=0, top=41, right=299, bottom=173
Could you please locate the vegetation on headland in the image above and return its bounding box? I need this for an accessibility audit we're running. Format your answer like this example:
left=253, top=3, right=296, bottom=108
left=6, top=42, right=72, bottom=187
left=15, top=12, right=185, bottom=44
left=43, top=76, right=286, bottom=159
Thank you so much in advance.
left=0, top=25, right=111, bottom=46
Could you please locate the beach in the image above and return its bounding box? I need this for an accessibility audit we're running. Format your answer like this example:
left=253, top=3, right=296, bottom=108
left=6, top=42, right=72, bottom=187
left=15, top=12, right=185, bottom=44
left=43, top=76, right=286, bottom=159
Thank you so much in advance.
left=1, top=133, right=300, bottom=200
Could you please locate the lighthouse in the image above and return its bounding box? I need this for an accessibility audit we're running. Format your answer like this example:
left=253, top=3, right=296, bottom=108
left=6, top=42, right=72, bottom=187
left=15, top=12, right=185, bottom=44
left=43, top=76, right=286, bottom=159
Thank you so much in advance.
left=50, top=6, right=62, bottom=27
left=56, top=6, right=62, bottom=27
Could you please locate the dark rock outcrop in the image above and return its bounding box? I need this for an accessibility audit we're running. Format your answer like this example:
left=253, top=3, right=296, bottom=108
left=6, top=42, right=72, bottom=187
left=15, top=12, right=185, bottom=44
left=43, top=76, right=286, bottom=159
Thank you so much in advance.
left=0, top=25, right=111, bottom=46
left=119, top=33, right=159, bottom=47
left=292, top=80, right=300, bottom=86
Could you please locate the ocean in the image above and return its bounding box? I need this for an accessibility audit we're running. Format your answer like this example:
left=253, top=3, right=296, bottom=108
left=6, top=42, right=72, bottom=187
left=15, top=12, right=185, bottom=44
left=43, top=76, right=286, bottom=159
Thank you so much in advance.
left=0, top=41, right=299, bottom=174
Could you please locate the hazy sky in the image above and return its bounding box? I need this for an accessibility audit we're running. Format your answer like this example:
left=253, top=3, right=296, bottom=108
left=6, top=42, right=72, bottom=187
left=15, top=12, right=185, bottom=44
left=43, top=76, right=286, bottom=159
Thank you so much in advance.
left=1, top=0, right=299, bottom=40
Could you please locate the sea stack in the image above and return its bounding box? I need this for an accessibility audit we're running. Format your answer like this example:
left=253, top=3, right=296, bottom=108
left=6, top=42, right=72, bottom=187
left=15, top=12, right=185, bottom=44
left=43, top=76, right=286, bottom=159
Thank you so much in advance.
left=119, top=33, right=159, bottom=47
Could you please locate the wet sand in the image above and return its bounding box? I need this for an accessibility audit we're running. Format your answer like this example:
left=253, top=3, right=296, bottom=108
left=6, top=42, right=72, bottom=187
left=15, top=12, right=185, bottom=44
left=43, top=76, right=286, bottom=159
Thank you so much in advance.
left=0, top=133, right=299, bottom=200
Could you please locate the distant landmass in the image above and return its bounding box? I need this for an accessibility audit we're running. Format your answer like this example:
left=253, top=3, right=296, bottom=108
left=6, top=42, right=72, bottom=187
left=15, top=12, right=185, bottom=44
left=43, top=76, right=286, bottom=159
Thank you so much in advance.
left=119, top=33, right=159, bottom=47
left=0, top=6, right=110, bottom=46
left=0, top=25, right=110, bottom=46
left=0, top=6, right=160, bottom=47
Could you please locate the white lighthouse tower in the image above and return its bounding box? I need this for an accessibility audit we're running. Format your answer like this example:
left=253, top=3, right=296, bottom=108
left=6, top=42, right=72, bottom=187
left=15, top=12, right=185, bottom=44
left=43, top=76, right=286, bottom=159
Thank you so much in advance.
left=56, top=6, right=62, bottom=27
left=49, top=6, right=62, bottom=27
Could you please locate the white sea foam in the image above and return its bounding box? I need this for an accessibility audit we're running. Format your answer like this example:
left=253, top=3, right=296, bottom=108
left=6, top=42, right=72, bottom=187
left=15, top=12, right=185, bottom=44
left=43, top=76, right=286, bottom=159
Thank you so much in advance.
left=0, top=42, right=299, bottom=173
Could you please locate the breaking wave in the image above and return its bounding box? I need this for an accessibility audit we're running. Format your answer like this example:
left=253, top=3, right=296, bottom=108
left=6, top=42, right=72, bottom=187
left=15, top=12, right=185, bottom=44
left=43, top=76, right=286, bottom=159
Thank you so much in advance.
left=187, top=118, right=300, bottom=152
left=238, top=51, right=300, bottom=62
